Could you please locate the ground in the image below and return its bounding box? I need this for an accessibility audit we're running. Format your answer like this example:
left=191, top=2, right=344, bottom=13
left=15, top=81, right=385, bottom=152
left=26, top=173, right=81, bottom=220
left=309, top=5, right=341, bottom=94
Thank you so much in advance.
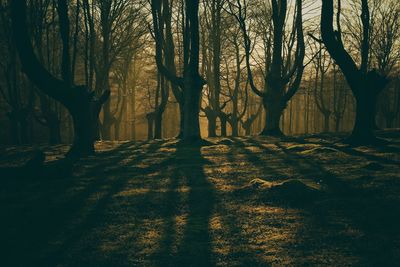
left=0, top=131, right=399, bottom=266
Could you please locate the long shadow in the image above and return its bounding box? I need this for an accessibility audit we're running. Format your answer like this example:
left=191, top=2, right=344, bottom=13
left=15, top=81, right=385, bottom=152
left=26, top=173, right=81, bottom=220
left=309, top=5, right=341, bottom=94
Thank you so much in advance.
left=42, top=140, right=168, bottom=265
left=153, top=142, right=216, bottom=267
left=243, top=138, right=360, bottom=198
left=1, top=140, right=170, bottom=266
left=230, top=137, right=286, bottom=181
left=291, top=135, right=400, bottom=165
left=215, top=138, right=271, bottom=266
left=247, top=138, right=400, bottom=265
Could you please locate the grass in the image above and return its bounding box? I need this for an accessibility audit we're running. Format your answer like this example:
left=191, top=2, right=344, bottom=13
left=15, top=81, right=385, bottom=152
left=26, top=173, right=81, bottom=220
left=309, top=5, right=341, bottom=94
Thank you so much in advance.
left=0, top=131, right=399, bottom=266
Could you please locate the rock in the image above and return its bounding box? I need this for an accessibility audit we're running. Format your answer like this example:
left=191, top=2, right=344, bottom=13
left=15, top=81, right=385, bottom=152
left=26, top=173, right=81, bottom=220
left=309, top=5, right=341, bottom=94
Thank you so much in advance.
left=242, top=178, right=323, bottom=205
left=248, top=178, right=273, bottom=189
left=268, top=179, right=322, bottom=203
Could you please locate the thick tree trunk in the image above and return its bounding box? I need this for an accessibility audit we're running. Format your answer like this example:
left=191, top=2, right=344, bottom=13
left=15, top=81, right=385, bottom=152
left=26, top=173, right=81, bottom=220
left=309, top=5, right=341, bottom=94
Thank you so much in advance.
left=68, top=110, right=96, bottom=156
left=348, top=89, right=377, bottom=143
left=67, top=88, right=109, bottom=157
left=260, top=99, right=284, bottom=136
left=183, top=76, right=202, bottom=141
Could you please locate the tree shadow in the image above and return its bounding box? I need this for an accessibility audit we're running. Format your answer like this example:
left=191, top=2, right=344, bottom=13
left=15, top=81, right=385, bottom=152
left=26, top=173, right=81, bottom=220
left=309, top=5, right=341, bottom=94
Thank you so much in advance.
left=245, top=138, right=400, bottom=265
left=0, top=140, right=169, bottom=266
left=153, top=142, right=216, bottom=267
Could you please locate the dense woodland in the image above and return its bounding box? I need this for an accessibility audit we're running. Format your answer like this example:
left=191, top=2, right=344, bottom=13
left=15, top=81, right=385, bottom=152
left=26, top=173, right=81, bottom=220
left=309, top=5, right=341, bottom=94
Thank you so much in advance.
left=0, top=0, right=399, bottom=155
left=1, top=1, right=400, bottom=266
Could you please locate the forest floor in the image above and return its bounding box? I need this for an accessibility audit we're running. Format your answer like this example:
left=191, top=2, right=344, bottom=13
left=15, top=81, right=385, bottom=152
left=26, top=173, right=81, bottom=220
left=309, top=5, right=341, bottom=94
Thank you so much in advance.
left=0, top=130, right=400, bottom=266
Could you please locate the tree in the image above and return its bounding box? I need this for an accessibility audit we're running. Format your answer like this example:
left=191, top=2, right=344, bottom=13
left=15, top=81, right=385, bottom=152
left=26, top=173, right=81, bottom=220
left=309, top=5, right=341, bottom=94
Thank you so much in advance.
left=320, top=0, right=390, bottom=144
left=379, top=76, right=400, bottom=128
left=93, top=0, right=145, bottom=140
left=200, top=0, right=229, bottom=137
left=11, top=0, right=110, bottom=156
left=241, top=97, right=262, bottom=136
left=222, top=21, right=249, bottom=137
left=311, top=41, right=333, bottom=132
left=332, top=64, right=349, bottom=132
left=151, top=0, right=206, bottom=142
left=229, top=0, right=305, bottom=136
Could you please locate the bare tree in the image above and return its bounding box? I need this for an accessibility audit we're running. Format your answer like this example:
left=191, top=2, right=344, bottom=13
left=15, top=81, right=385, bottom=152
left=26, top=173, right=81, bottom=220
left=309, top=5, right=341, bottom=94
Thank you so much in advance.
left=151, top=0, right=206, bottom=141
left=332, top=64, right=349, bottom=132
left=228, top=0, right=305, bottom=136
left=12, top=0, right=110, bottom=156
left=311, top=41, right=333, bottom=132
left=320, top=0, right=390, bottom=144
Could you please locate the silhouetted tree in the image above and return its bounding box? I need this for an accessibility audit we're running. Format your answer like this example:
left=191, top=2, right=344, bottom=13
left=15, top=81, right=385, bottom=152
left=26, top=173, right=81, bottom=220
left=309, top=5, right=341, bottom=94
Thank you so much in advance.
left=229, top=0, right=305, bottom=136
left=11, top=0, right=110, bottom=156
left=151, top=0, right=206, bottom=141
left=320, top=0, right=390, bottom=144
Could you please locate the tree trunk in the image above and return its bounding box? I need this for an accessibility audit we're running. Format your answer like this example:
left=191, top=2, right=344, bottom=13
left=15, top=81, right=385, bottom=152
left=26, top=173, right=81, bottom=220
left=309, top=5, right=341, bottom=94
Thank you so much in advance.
left=146, top=112, right=155, bottom=140
left=67, top=90, right=109, bottom=157
left=335, top=117, right=341, bottom=132
left=182, top=70, right=202, bottom=141
left=68, top=109, right=97, bottom=156
left=231, top=119, right=239, bottom=137
left=323, top=113, right=330, bottom=132
left=261, top=100, right=284, bottom=136
left=101, top=101, right=112, bottom=140
left=177, top=104, right=184, bottom=138
left=207, top=114, right=217, bottom=137
left=220, top=116, right=227, bottom=137
left=348, top=89, right=377, bottom=143
left=154, top=111, right=163, bottom=139
left=244, top=125, right=251, bottom=136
